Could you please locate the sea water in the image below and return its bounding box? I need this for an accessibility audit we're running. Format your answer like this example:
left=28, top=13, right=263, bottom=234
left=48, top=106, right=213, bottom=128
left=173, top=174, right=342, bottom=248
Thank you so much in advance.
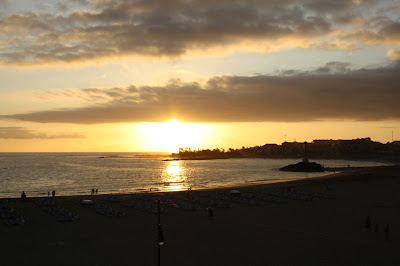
left=0, top=153, right=385, bottom=198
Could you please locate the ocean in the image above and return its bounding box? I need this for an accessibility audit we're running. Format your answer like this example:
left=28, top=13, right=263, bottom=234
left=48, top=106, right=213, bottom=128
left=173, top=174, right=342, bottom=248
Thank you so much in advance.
left=0, top=153, right=385, bottom=198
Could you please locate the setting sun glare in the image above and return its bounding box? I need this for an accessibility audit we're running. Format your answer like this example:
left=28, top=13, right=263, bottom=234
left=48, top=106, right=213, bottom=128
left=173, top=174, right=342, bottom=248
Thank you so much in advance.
left=137, top=120, right=213, bottom=153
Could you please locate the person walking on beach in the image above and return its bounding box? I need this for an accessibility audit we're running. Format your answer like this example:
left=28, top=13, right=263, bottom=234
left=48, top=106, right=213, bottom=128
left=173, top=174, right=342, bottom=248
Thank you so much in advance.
left=384, top=224, right=389, bottom=241
left=365, top=216, right=371, bottom=232
left=21, top=191, right=26, bottom=200
left=52, top=190, right=55, bottom=198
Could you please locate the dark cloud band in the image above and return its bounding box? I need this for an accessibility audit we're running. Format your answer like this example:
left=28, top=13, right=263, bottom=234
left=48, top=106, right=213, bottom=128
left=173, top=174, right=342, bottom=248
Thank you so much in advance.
left=1, top=62, right=399, bottom=124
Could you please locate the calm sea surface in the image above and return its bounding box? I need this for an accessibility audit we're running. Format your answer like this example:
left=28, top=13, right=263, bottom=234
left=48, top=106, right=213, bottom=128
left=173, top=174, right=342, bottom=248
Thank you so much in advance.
left=0, top=153, right=385, bottom=198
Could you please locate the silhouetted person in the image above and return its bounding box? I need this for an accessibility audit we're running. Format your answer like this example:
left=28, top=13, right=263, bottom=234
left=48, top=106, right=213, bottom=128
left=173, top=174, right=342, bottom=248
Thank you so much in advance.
left=52, top=190, right=55, bottom=198
left=21, top=191, right=26, bottom=200
left=96, top=189, right=98, bottom=194
left=384, top=224, right=389, bottom=241
left=207, top=207, right=213, bottom=217
left=48, top=191, right=50, bottom=197
left=91, top=188, right=95, bottom=195
left=365, top=216, right=371, bottom=232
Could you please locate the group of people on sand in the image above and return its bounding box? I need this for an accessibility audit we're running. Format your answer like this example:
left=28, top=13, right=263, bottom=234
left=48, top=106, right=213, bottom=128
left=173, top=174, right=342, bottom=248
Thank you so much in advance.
left=365, top=215, right=390, bottom=241
left=21, top=189, right=56, bottom=199
left=48, top=190, right=56, bottom=197
left=21, top=188, right=100, bottom=199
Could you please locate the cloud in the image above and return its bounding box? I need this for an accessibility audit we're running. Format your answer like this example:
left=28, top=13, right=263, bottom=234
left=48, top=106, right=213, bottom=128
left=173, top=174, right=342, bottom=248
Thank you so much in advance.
left=0, top=0, right=9, bottom=6
left=314, top=62, right=352, bottom=73
left=339, top=20, right=400, bottom=45
left=0, top=127, right=85, bottom=139
left=0, top=0, right=398, bottom=65
left=1, top=62, right=400, bottom=123
left=387, top=49, right=400, bottom=61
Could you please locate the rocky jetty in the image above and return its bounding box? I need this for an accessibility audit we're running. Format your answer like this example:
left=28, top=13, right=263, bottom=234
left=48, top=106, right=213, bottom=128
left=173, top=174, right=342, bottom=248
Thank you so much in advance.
left=280, top=160, right=324, bottom=172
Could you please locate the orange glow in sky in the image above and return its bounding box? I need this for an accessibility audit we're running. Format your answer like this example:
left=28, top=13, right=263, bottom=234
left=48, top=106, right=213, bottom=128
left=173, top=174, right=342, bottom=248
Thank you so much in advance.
left=137, top=120, right=214, bottom=152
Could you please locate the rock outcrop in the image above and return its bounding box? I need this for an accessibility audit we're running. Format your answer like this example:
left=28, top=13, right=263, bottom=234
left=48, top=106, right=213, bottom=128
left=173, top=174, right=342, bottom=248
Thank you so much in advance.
left=280, top=161, right=324, bottom=172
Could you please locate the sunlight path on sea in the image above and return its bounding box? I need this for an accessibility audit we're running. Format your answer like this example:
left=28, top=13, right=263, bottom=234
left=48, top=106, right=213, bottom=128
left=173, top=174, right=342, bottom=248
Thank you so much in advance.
left=161, top=160, right=188, bottom=191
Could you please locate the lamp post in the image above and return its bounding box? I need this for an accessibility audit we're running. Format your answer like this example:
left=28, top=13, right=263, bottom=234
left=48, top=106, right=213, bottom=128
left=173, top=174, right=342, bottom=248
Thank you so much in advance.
left=303, top=141, right=309, bottom=163
left=158, top=199, right=164, bottom=266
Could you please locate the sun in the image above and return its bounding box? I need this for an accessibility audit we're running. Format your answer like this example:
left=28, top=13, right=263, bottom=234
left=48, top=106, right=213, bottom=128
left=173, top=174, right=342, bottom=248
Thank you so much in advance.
left=137, top=120, right=213, bottom=152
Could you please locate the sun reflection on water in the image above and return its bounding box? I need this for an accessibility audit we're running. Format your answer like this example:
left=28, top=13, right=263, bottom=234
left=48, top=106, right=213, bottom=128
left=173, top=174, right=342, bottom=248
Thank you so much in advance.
left=161, top=160, right=188, bottom=191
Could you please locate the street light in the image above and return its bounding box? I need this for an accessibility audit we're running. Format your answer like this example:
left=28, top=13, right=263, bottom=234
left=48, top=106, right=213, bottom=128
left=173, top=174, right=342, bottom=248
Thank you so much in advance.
left=157, top=199, right=164, bottom=266
left=158, top=224, right=164, bottom=246
left=303, top=141, right=309, bottom=163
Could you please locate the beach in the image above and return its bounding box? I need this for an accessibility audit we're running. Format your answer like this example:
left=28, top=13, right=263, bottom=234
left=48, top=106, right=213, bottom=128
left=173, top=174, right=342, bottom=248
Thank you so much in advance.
left=1, top=165, right=400, bottom=266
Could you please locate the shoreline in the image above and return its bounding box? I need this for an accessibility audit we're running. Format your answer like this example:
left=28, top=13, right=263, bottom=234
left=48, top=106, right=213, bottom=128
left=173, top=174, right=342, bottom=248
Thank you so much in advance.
left=0, top=155, right=392, bottom=199
left=3, top=164, right=398, bottom=201
left=0, top=167, right=343, bottom=200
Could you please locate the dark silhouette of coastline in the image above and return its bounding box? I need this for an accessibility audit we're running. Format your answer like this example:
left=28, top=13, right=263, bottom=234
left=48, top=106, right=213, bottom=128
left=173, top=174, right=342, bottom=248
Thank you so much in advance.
left=172, top=138, right=400, bottom=162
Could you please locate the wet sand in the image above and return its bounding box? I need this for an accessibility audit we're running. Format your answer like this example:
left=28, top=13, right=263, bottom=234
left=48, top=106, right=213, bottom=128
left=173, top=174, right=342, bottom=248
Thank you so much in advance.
left=1, top=165, right=400, bottom=265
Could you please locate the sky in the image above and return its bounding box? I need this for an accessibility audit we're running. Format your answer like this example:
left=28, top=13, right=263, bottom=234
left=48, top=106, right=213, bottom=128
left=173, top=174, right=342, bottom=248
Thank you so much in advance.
left=0, top=0, right=400, bottom=152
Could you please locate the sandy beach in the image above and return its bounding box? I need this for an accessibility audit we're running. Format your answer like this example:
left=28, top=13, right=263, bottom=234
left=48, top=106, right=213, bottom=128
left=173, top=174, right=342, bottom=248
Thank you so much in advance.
left=1, top=165, right=400, bottom=266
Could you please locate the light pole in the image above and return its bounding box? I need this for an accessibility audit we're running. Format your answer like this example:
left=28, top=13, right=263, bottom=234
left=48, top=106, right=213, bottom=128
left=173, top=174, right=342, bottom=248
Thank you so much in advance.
left=158, top=199, right=164, bottom=266
left=303, top=141, right=309, bottom=163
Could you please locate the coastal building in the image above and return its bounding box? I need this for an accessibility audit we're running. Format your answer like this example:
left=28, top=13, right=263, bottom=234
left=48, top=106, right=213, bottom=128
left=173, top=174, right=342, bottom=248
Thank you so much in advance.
left=176, top=137, right=399, bottom=160
left=281, top=142, right=305, bottom=157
